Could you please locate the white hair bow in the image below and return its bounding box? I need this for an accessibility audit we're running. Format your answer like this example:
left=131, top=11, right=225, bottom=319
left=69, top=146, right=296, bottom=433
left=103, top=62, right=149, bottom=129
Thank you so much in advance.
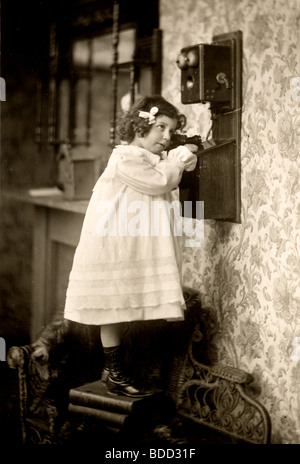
left=138, top=106, right=159, bottom=124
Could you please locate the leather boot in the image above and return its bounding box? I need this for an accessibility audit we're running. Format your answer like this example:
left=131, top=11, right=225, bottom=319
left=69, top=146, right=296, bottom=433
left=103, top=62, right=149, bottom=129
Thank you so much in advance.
left=100, top=365, right=109, bottom=383
left=104, top=346, right=152, bottom=398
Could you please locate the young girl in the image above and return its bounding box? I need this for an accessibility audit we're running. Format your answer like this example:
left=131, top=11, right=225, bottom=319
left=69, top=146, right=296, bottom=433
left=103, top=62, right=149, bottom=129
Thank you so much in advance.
left=64, top=95, right=198, bottom=397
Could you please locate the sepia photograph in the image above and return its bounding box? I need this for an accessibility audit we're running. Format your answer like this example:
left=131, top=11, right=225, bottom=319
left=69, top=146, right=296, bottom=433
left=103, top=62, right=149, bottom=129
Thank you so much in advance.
left=0, top=0, right=299, bottom=451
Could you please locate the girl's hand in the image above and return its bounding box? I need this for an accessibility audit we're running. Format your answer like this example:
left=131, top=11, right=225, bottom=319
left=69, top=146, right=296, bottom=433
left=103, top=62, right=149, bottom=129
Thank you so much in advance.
left=184, top=143, right=199, bottom=154
left=168, top=145, right=198, bottom=172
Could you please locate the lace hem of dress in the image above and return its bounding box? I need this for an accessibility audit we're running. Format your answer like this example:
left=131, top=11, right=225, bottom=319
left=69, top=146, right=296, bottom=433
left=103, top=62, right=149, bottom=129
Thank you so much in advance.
left=64, top=301, right=185, bottom=325
left=65, top=287, right=185, bottom=311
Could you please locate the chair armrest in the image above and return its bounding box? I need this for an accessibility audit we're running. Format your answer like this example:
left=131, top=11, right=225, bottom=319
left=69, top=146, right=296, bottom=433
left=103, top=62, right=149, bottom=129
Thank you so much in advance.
left=7, top=344, right=33, bottom=370
left=209, top=363, right=253, bottom=384
left=7, top=345, right=35, bottom=443
left=7, top=343, right=53, bottom=409
left=7, top=315, right=103, bottom=417
left=170, top=323, right=272, bottom=444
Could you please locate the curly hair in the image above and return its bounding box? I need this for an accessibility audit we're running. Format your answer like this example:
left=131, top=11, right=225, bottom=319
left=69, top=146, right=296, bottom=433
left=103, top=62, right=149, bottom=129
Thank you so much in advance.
left=117, top=95, right=185, bottom=143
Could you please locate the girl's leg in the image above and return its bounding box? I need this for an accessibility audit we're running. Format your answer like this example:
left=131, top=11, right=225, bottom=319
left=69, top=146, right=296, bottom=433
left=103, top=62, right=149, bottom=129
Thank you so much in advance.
left=100, top=323, right=151, bottom=397
left=99, top=323, right=123, bottom=384
left=100, top=323, right=123, bottom=348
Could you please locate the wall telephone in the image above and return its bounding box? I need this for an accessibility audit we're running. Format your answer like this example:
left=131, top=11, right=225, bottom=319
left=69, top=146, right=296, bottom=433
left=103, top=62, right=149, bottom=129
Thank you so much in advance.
left=175, top=31, right=242, bottom=223
left=177, top=43, right=233, bottom=107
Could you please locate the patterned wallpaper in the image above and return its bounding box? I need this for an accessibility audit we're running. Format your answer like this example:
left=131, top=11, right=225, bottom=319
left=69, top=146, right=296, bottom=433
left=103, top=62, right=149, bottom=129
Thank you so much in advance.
left=160, top=0, right=300, bottom=444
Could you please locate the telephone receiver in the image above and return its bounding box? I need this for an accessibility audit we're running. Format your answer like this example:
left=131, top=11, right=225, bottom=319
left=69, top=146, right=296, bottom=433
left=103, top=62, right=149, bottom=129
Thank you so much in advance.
left=168, top=134, right=204, bottom=153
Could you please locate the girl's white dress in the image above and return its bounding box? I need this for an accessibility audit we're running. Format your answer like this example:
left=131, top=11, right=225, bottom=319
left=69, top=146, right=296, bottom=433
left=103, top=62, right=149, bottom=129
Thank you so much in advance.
left=64, top=144, right=186, bottom=325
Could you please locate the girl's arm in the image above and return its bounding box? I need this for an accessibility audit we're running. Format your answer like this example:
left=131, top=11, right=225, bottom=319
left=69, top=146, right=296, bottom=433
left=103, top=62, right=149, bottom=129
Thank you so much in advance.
left=116, top=151, right=184, bottom=195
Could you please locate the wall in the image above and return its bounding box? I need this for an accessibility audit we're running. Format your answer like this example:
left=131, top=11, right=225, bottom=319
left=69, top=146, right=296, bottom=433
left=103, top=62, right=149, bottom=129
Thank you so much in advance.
left=0, top=0, right=52, bottom=344
left=160, top=0, right=300, bottom=444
